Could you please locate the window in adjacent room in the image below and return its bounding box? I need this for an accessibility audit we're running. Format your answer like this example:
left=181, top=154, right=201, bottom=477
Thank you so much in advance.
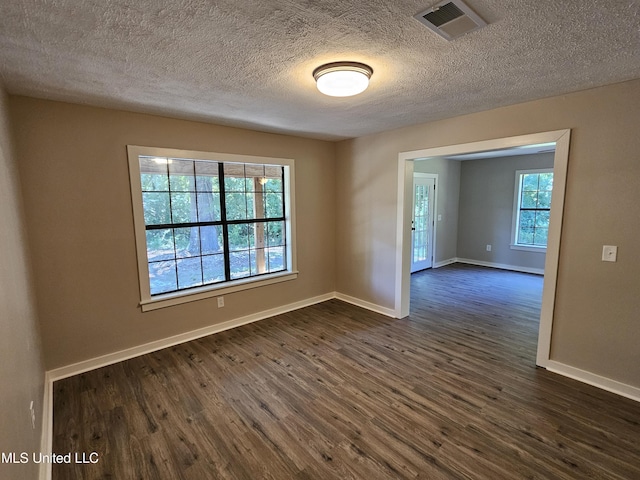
left=511, top=169, right=553, bottom=251
left=128, top=146, right=297, bottom=311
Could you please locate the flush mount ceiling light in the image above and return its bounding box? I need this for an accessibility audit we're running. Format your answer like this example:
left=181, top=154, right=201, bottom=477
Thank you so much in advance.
left=313, top=62, right=373, bottom=97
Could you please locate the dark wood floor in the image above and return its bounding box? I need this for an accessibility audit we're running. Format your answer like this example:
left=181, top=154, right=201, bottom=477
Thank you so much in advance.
left=52, top=264, right=640, bottom=479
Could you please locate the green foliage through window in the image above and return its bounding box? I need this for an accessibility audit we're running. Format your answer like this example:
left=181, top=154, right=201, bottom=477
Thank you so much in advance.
left=139, top=156, right=287, bottom=295
left=516, top=171, right=553, bottom=247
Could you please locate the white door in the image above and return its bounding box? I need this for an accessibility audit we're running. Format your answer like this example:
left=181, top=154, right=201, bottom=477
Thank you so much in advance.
left=411, top=176, right=435, bottom=273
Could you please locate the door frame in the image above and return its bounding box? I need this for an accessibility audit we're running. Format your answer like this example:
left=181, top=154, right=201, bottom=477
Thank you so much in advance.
left=394, top=130, right=571, bottom=368
left=411, top=173, right=438, bottom=272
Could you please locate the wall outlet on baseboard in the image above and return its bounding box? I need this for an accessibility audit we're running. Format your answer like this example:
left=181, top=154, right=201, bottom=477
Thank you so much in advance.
left=486, top=244, right=492, bottom=252
left=217, top=296, right=224, bottom=308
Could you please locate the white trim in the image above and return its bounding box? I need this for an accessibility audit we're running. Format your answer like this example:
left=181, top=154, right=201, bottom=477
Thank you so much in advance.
left=140, top=271, right=298, bottom=311
left=126, top=145, right=298, bottom=311
left=433, top=257, right=457, bottom=268
left=397, top=131, right=568, bottom=162
left=395, top=157, right=414, bottom=318
left=455, top=257, right=544, bottom=275
left=47, top=292, right=333, bottom=382
left=45, top=290, right=397, bottom=383
left=38, top=373, right=53, bottom=480
left=413, top=173, right=436, bottom=178
left=537, top=131, right=570, bottom=365
left=544, top=360, right=640, bottom=403
left=510, top=244, right=546, bottom=253
left=335, top=292, right=397, bottom=318
left=396, top=130, right=571, bottom=368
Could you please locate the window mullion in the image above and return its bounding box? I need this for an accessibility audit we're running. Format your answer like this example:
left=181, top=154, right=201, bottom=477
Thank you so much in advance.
left=167, top=165, right=180, bottom=289
left=146, top=220, right=223, bottom=230
left=192, top=161, right=205, bottom=288
left=218, top=162, right=232, bottom=282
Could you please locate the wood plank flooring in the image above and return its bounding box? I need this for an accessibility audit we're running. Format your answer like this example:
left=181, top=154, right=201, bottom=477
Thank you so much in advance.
left=52, top=264, right=640, bottom=479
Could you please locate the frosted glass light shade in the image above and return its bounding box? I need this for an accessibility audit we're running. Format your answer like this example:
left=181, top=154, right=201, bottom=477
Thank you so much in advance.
left=313, top=62, right=373, bottom=97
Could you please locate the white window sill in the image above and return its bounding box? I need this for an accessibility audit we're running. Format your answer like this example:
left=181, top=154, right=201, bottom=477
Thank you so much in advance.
left=510, top=244, right=547, bottom=253
left=139, top=271, right=298, bottom=312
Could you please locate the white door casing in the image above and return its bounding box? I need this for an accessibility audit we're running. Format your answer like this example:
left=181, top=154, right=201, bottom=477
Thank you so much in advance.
left=395, top=129, right=571, bottom=369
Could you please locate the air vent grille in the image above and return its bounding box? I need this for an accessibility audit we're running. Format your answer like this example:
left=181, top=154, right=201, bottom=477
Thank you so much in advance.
left=414, top=0, right=487, bottom=41
left=423, top=2, right=464, bottom=27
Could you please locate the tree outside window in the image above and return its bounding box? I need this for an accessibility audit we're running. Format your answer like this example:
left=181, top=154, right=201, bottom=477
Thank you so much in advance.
left=514, top=170, right=553, bottom=248
left=136, top=154, right=288, bottom=296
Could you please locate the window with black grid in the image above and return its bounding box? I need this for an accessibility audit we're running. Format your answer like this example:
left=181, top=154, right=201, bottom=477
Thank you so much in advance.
left=515, top=170, right=553, bottom=247
left=139, top=156, right=286, bottom=295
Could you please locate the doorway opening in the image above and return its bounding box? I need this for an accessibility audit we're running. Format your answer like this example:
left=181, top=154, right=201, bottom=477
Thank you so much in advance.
left=395, top=130, right=571, bottom=368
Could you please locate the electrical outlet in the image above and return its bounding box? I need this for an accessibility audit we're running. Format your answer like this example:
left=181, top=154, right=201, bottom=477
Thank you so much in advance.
left=29, top=401, right=36, bottom=430
left=217, top=296, right=224, bottom=308
left=602, top=245, right=617, bottom=262
left=486, top=244, right=492, bottom=252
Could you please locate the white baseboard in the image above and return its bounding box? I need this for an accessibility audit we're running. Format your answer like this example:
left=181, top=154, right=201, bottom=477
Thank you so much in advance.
left=47, top=291, right=395, bottom=384
left=47, top=292, right=334, bottom=382
left=433, top=258, right=457, bottom=268
left=334, top=292, right=396, bottom=318
left=45, top=289, right=396, bottom=383
left=544, top=360, right=640, bottom=403
left=455, top=257, right=544, bottom=275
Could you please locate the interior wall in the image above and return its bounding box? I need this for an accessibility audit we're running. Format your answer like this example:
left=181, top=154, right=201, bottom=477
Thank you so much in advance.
left=457, top=152, right=554, bottom=270
left=0, top=90, right=44, bottom=479
left=413, top=157, right=460, bottom=264
left=10, top=96, right=337, bottom=370
left=335, top=79, right=640, bottom=388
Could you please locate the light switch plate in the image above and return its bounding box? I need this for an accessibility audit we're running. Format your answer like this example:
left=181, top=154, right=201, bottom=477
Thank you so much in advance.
left=602, top=245, right=617, bottom=262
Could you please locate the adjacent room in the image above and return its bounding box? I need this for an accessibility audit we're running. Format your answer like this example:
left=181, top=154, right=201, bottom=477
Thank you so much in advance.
left=1, top=1, right=639, bottom=479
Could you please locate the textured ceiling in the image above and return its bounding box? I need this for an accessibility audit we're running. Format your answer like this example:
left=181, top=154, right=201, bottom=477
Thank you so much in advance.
left=1, top=0, right=639, bottom=140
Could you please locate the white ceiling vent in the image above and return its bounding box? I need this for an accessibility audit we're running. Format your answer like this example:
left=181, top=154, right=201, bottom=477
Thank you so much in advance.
left=415, top=0, right=487, bottom=41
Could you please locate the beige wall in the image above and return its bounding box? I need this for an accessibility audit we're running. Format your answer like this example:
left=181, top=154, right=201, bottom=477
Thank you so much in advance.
left=6, top=79, right=640, bottom=393
left=336, top=79, right=640, bottom=388
left=457, top=153, right=554, bottom=270
left=414, top=157, right=460, bottom=264
left=10, top=97, right=336, bottom=369
left=0, top=90, right=44, bottom=479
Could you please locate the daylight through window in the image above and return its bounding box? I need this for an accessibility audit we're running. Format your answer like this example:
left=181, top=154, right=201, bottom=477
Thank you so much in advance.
left=513, top=169, right=553, bottom=248
left=128, top=147, right=296, bottom=310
